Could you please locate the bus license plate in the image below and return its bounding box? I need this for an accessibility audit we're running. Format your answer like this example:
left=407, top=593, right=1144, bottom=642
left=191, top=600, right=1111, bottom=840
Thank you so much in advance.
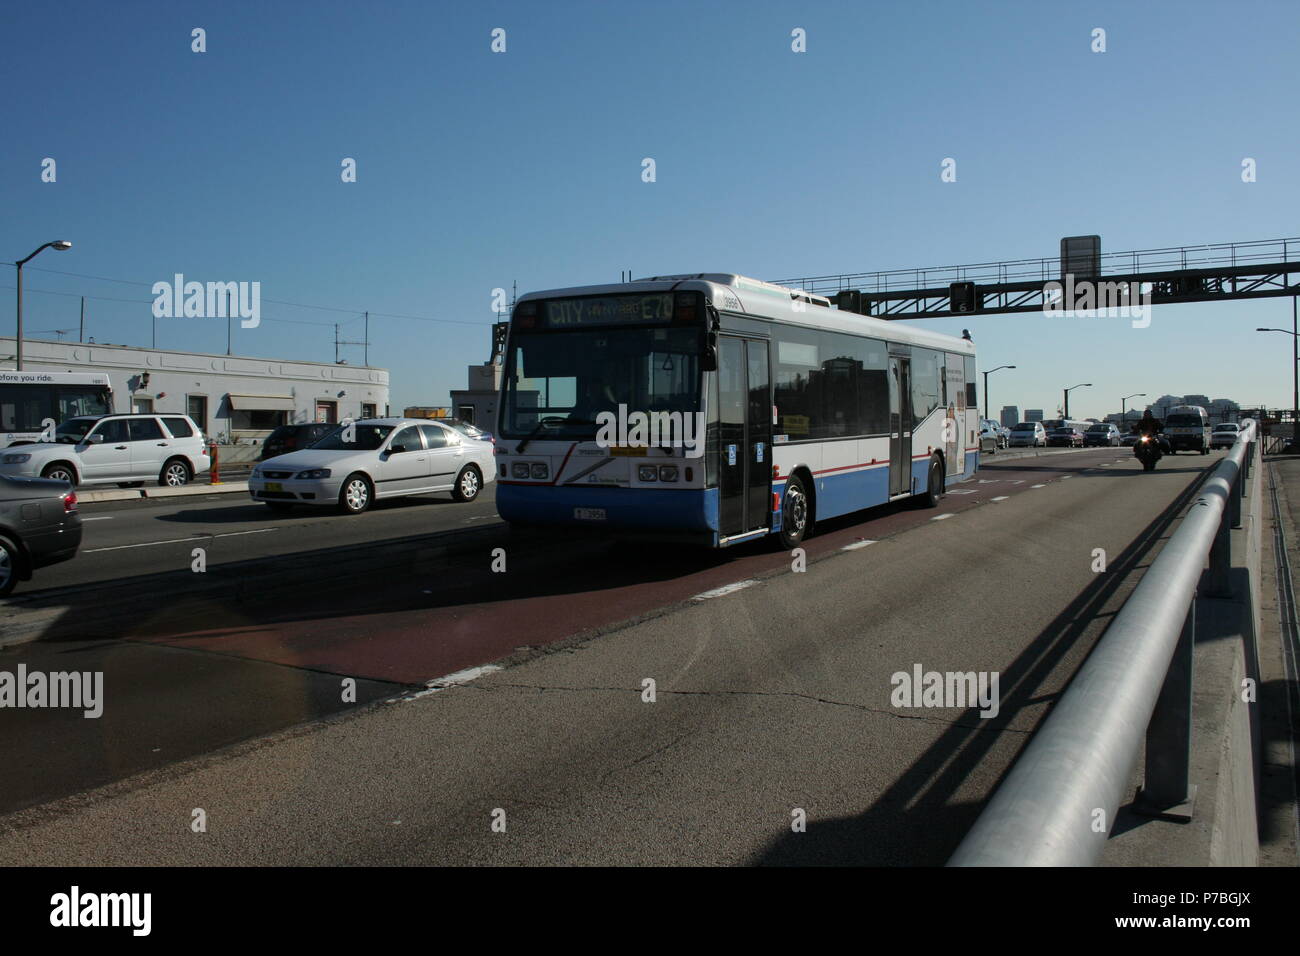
left=574, top=507, right=606, bottom=521
left=266, top=482, right=283, bottom=492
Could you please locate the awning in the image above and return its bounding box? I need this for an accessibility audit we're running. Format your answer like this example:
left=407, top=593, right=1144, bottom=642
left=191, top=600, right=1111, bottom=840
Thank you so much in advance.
left=227, top=393, right=296, bottom=412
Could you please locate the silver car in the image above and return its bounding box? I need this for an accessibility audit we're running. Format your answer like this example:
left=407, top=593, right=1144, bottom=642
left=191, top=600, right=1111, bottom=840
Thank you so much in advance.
left=248, top=418, right=494, bottom=514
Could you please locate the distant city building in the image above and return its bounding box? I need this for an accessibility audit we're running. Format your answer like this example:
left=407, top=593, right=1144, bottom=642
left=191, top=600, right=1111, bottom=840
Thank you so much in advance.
left=1000, top=405, right=1019, bottom=427
left=1183, top=394, right=1211, bottom=409
left=1025, top=409, right=1044, bottom=422
left=1117, top=394, right=1240, bottom=424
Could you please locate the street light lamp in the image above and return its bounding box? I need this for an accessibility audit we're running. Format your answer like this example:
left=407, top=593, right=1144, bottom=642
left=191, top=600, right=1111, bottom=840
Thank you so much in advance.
left=1063, top=382, right=1092, bottom=420
left=14, top=240, right=73, bottom=370
left=1258, top=301, right=1300, bottom=443
left=982, top=364, right=1016, bottom=422
left=1120, top=392, right=1146, bottom=423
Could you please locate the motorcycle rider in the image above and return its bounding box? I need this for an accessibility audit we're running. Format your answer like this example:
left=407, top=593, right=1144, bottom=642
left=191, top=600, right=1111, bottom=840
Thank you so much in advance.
left=1133, top=409, right=1170, bottom=452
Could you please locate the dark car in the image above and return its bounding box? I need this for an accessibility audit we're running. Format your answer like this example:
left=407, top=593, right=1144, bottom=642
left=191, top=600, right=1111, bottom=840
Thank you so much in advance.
left=259, top=422, right=339, bottom=461
left=0, top=475, right=83, bottom=596
left=1083, top=423, right=1121, bottom=447
left=1046, top=427, right=1084, bottom=448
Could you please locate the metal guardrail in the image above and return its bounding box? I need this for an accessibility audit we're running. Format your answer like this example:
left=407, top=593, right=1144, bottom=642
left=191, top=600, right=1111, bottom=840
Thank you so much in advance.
left=948, top=420, right=1258, bottom=866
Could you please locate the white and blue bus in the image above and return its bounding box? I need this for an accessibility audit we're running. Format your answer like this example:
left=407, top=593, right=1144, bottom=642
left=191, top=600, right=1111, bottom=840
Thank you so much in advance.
left=495, top=274, right=979, bottom=548
left=1, top=371, right=113, bottom=447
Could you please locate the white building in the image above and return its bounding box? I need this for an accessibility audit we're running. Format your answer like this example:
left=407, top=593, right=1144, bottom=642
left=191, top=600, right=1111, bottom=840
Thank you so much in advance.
left=0, top=336, right=389, bottom=444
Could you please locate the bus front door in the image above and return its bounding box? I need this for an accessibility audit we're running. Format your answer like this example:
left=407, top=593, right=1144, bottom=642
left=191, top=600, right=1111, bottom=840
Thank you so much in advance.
left=718, top=336, right=772, bottom=540
left=889, top=357, right=912, bottom=496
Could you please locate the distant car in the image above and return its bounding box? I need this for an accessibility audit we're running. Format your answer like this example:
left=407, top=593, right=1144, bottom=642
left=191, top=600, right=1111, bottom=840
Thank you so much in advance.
left=1047, top=427, right=1084, bottom=448
left=1121, top=432, right=1141, bottom=447
left=1008, top=422, right=1047, bottom=447
left=441, top=418, right=494, bottom=444
left=260, top=422, right=339, bottom=461
left=0, top=474, right=82, bottom=596
left=998, top=426, right=1011, bottom=448
left=978, top=421, right=1001, bottom=454
left=0, top=414, right=210, bottom=488
left=1209, top=423, right=1240, bottom=449
left=1083, top=423, right=1121, bottom=447
left=249, top=417, right=495, bottom=514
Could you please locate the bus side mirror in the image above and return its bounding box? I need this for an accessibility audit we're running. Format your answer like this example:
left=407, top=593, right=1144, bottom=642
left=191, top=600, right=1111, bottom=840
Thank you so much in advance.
left=701, top=333, right=718, bottom=372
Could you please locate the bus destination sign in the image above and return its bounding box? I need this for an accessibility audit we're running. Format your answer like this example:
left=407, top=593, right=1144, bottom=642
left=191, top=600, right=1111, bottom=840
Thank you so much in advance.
left=543, top=294, right=675, bottom=328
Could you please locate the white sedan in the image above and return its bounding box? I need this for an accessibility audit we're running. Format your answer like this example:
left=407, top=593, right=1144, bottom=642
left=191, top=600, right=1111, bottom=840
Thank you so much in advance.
left=248, top=418, right=494, bottom=514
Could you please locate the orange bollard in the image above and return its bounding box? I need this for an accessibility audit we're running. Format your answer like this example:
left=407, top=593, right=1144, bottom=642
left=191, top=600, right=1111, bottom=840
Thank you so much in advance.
left=209, top=441, right=221, bottom=484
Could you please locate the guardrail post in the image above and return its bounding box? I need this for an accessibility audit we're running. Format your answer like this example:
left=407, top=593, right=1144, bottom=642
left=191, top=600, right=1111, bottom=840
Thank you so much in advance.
left=1135, top=601, right=1197, bottom=820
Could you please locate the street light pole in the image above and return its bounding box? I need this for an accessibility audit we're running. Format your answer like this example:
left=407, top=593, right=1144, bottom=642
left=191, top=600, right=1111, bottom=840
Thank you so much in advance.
left=1121, top=392, right=1146, bottom=424
left=982, top=364, right=1016, bottom=422
left=1256, top=320, right=1300, bottom=445
left=1064, top=382, right=1092, bottom=420
left=13, top=240, right=73, bottom=371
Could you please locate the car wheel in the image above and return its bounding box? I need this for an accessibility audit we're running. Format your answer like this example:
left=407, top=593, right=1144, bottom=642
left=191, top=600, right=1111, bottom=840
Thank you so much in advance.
left=915, top=455, right=945, bottom=508
left=338, top=473, right=372, bottom=514
left=777, top=473, right=811, bottom=550
left=451, top=465, right=482, bottom=502
left=0, top=533, right=20, bottom=597
left=40, top=463, right=77, bottom=486
left=159, top=459, right=191, bottom=487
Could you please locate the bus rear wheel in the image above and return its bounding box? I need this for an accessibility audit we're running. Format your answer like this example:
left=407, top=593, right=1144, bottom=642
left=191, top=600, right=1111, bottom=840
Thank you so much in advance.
left=777, top=474, right=811, bottom=550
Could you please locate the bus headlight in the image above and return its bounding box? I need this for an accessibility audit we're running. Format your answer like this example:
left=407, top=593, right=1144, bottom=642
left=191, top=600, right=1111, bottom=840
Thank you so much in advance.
left=638, top=465, right=658, bottom=482
left=530, top=462, right=549, bottom=479
left=658, top=465, right=678, bottom=482
left=2, top=453, right=32, bottom=464
left=512, top=462, right=530, bottom=478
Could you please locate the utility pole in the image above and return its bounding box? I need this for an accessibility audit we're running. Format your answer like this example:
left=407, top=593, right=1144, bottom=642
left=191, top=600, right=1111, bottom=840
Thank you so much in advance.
left=364, top=312, right=369, bottom=366
left=227, top=290, right=233, bottom=355
left=79, top=296, right=85, bottom=343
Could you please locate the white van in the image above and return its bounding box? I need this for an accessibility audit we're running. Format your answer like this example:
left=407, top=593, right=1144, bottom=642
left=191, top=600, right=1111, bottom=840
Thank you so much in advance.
left=1164, top=405, right=1210, bottom=454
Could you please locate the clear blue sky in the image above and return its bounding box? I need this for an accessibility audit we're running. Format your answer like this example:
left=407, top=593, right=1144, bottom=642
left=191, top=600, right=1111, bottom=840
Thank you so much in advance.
left=3, top=0, right=1296, bottom=420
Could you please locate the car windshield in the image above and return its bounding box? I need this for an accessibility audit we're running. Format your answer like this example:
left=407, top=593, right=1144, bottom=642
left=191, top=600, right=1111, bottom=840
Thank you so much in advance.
left=310, top=424, right=393, bottom=451
left=1166, top=414, right=1203, bottom=426
left=1213, top=425, right=1238, bottom=432
left=54, top=418, right=97, bottom=443
left=446, top=421, right=484, bottom=438
left=1051, top=428, right=1072, bottom=434
left=1012, top=424, right=1036, bottom=431
left=1087, top=425, right=1108, bottom=432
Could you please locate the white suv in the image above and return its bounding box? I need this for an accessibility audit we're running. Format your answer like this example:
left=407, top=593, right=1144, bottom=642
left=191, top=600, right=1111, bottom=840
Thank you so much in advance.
left=0, top=414, right=210, bottom=488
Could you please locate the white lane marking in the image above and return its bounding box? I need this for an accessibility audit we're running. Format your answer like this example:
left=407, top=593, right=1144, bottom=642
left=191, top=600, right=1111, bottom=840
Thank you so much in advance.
left=946, top=489, right=976, bottom=494
left=931, top=513, right=954, bottom=520
left=991, top=495, right=1009, bottom=501
left=841, top=539, right=877, bottom=551
left=1060, top=475, right=1073, bottom=479
left=80, top=516, right=114, bottom=521
left=1030, top=483, right=1047, bottom=488
left=692, top=580, right=758, bottom=601
left=84, top=528, right=277, bottom=553
left=396, top=664, right=504, bottom=702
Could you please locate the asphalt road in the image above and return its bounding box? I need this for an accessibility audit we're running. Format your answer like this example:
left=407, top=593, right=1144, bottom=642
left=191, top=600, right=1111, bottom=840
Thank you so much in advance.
left=0, top=445, right=1220, bottom=862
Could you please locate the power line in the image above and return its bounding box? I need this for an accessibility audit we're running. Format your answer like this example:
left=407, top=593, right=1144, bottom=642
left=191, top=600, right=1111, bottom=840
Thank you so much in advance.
left=4, top=262, right=491, bottom=327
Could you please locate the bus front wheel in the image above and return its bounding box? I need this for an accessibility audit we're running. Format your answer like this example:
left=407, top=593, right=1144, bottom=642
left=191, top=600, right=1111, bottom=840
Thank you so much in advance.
left=778, top=474, right=811, bottom=550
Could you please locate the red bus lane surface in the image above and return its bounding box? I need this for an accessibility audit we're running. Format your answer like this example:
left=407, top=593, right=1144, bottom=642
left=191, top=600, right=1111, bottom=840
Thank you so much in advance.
left=134, top=448, right=1129, bottom=684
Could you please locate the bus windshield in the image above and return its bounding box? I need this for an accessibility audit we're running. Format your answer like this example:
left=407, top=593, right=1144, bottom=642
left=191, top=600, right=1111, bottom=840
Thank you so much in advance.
left=501, top=325, right=702, bottom=439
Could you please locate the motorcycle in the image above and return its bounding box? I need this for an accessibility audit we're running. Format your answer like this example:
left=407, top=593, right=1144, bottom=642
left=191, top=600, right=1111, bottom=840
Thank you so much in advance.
left=1133, top=432, right=1165, bottom=471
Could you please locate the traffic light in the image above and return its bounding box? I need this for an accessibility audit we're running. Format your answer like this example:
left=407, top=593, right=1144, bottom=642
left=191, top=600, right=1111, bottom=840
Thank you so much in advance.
left=950, top=281, right=977, bottom=313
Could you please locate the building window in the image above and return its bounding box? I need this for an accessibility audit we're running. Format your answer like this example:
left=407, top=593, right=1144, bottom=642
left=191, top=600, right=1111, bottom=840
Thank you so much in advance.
left=132, top=396, right=154, bottom=413
left=187, top=395, right=208, bottom=434
left=361, top=403, right=377, bottom=419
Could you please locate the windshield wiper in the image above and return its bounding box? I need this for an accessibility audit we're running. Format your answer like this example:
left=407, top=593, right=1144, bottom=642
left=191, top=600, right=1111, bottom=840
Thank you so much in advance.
left=516, top=416, right=595, bottom=453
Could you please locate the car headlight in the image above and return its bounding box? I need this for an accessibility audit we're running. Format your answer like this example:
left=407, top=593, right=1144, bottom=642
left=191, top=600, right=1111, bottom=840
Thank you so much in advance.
left=512, top=462, right=530, bottom=479
left=2, top=453, right=32, bottom=464
left=530, top=462, right=548, bottom=480
left=295, top=468, right=331, bottom=479
left=658, top=465, right=678, bottom=482
left=638, top=465, right=658, bottom=482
